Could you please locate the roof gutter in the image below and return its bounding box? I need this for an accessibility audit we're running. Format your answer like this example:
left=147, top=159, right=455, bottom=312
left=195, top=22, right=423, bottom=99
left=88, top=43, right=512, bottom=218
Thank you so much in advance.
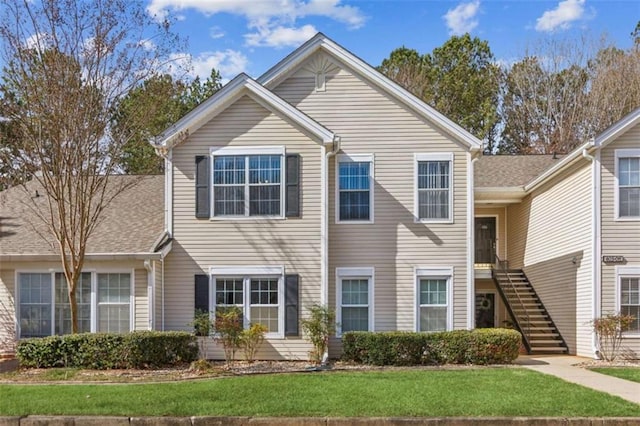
left=0, top=252, right=164, bottom=262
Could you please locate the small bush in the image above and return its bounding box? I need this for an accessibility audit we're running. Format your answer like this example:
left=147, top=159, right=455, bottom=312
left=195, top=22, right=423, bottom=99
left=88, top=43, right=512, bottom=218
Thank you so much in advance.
left=592, top=313, right=636, bottom=361
left=241, top=323, right=267, bottom=363
left=214, top=307, right=244, bottom=365
left=301, top=304, right=336, bottom=365
left=16, top=331, right=198, bottom=369
left=342, top=329, right=521, bottom=366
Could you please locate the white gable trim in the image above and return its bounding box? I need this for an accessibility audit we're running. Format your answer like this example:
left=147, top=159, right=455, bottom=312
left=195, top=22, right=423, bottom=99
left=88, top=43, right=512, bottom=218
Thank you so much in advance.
left=258, top=33, right=482, bottom=152
left=154, top=74, right=335, bottom=149
left=595, top=107, right=640, bottom=149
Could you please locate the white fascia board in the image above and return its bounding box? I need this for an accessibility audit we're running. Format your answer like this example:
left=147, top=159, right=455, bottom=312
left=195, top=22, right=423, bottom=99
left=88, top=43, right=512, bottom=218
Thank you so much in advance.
left=596, top=107, right=640, bottom=149
left=155, top=74, right=335, bottom=149
left=0, top=252, right=162, bottom=262
left=524, top=140, right=595, bottom=193
left=258, top=33, right=482, bottom=152
left=474, top=187, right=526, bottom=204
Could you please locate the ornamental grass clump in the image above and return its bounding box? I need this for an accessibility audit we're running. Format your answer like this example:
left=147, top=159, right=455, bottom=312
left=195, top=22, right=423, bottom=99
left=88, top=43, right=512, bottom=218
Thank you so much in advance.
left=240, top=323, right=268, bottom=363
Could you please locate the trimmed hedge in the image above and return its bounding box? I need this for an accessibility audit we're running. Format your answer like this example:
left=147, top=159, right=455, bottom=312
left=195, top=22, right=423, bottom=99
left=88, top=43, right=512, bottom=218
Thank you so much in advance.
left=16, top=331, right=198, bottom=369
left=342, top=329, right=521, bottom=366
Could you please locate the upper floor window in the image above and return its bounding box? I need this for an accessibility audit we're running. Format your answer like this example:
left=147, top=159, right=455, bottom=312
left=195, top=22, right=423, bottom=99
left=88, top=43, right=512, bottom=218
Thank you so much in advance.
left=616, top=149, right=640, bottom=219
left=415, top=153, right=453, bottom=223
left=213, top=150, right=283, bottom=217
left=337, top=154, right=374, bottom=223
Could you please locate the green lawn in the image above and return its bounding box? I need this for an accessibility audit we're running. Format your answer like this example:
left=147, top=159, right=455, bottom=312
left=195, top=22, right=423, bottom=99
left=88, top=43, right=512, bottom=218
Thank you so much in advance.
left=1, top=369, right=639, bottom=417
left=591, top=367, right=640, bottom=383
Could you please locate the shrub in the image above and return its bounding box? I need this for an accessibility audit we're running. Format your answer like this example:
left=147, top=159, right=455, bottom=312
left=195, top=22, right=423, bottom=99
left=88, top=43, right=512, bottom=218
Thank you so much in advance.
left=189, top=309, right=212, bottom=359
left=213, top=307, right=244, bottom=365
left=301, top=304, right=336, bottom=365
left=16, top=331, right=198, bottom=369
left=592, top=313, right=636, bottom=361
left=240, top=323, right=268, bottom=363
left=342, top=329, right=521, bottom=366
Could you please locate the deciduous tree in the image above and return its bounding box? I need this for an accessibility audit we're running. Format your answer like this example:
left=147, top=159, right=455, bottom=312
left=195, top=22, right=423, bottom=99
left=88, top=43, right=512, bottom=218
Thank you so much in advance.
left=0, top=0, right=179, bottom=333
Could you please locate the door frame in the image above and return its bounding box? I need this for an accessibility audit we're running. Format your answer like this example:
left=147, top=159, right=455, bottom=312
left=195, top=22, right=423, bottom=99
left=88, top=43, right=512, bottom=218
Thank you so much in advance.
left=475, top=214, right=499, bottom=264
left=475, top=289, right=499, bottom=329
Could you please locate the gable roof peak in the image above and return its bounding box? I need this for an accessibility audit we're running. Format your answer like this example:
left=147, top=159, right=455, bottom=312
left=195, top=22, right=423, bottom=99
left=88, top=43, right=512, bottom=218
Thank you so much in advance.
left=258, top=33, right=482, bottom=152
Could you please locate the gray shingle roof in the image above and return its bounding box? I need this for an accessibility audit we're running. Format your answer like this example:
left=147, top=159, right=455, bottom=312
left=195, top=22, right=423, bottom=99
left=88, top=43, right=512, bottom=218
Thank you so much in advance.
left=0, top=175, right=164, bottom=256
left=474, top=155, right=564, bottom=188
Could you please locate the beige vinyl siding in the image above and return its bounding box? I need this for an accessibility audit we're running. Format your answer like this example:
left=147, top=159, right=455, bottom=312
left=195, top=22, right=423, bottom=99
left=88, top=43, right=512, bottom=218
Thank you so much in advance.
left=506, top=162, right=593, bottom=355
left=474, top=207, right=507, bottom=261
left=154, top=259, right=163, bottom=330
left=600, top=123, right=640, bottom=356
left=134, top=268, right=148, bottom=331
left=0, top=269, right=16, bottom=355
left=167, top=95, right=319, bottom=360
left=273, top=53, right=470, bottom=334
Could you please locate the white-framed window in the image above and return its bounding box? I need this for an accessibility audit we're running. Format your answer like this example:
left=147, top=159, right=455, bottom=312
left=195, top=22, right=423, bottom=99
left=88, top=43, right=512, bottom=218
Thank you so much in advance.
left=16, top=271, right=133, bottom=338
left=97, top=273, right=132, bottom=333
left=210, top=266, right=284, bottom=338
left=615, top=149, right=640, bottom=220
left=415, top=267, right=453, bottom=332
left=617, top=266, right=640, bottom=334
left=336, top=154, right=374, bottom=223
left=336, top=267, right=374, bottom=335
left=415, top=153, right=453, bottom=223
left=211, top=146, right=285, bottom=218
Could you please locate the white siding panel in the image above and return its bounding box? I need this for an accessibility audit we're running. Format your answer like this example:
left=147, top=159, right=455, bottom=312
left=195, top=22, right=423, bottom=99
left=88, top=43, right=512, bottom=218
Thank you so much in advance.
left=0, top=269, right=16, bottom=356
left=274, top=54, right=470, bottom=334
left=134, top=268, right=148, bottom=331
left=600, top=123, right=640, bottom=357
left=506, top=163, right=593, bottom=356
left=167, top=95, right=322, bottom=360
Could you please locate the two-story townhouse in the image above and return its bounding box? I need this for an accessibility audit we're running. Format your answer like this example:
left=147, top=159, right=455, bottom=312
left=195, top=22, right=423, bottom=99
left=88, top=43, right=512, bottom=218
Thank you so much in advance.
left=154, top=33, right=482, bottom=359
left=1, top=34, right=638, bottom=361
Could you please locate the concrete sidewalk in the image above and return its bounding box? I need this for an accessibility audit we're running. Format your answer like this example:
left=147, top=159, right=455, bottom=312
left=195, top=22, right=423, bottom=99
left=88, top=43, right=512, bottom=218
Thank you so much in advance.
left=517, top=355, right=640, bottom=405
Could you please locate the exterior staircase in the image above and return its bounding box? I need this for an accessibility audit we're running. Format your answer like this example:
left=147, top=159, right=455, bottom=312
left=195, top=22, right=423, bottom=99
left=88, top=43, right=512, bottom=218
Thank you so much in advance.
left=492, top=268, right=569, bottom=355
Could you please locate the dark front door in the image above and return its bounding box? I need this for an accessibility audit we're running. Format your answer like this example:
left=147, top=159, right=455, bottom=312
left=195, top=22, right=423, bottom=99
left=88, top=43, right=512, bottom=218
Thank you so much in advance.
left=475, top=293, right=496, bottom=328
left=475, top=217, right=496, bottom=264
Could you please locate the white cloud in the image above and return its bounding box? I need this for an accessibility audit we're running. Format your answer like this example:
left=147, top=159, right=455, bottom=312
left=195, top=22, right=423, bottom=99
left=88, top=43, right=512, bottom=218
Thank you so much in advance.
left=535, top=0, right=585, bottom=32
left=245, top=25, right=318, bottom=48
left=147, top=0, right=366, bottom=48
left=169, top=50, right=249, bottom=83
left=209, top=26, right=225, bottom=39
left=443, top=0, right=481, bottom=36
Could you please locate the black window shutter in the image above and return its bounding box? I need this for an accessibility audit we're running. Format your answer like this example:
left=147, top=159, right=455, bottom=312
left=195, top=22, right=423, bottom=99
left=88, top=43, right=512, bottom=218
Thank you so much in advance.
left=195, top=155, right=210, bottom=218
left=285, top=154, right=300, bottom=217
left=194, top=274, right=209, bottom=313
left=285, top=274, right=299, bottom=336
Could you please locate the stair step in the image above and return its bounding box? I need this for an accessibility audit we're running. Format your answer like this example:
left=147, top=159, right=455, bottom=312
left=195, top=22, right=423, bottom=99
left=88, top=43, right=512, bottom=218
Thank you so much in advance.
left=529, top=340, right=564, bottom=345
left=530, top=347, right=569, bottom=354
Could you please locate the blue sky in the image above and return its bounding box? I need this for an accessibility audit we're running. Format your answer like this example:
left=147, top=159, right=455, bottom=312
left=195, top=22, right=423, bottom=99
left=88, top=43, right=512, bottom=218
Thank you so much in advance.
left=146, top=0, right=640, bottom=82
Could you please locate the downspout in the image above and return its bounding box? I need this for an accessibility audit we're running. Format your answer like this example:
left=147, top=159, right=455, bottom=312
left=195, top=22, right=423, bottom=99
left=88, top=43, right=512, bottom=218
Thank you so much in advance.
left=467, top=151, right=481, bottom=329
left=321, top=136, right=340, bottom=306
left=583, top=145, right=601, bottom=358
left=144, top=260, right=154, bottom=330
left=321, top=135, right=340, bottom=364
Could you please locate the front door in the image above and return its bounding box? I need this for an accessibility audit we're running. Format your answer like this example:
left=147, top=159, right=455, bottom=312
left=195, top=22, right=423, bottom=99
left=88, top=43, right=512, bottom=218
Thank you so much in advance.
left=475, top=293, right=496, bottom=328
left=475, top=217, right=496, bottom=264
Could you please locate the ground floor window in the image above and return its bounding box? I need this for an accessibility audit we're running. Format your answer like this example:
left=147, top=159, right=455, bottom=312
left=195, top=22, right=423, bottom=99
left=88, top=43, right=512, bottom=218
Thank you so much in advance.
left=211, top=266, right=284, bottom=338
left=618, top=267, right=640, bottom=333
left=415, top=267, right=453, bottom=332
left=336, top=267, right=374, bottom=335
left=18, top=271, right=132, bottom=338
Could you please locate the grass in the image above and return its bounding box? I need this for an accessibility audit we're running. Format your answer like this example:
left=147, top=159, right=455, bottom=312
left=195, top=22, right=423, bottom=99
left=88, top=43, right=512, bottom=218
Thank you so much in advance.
left=1, top=369, right=639, bottom=417
left=590, top=367, right=640, bottom=383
